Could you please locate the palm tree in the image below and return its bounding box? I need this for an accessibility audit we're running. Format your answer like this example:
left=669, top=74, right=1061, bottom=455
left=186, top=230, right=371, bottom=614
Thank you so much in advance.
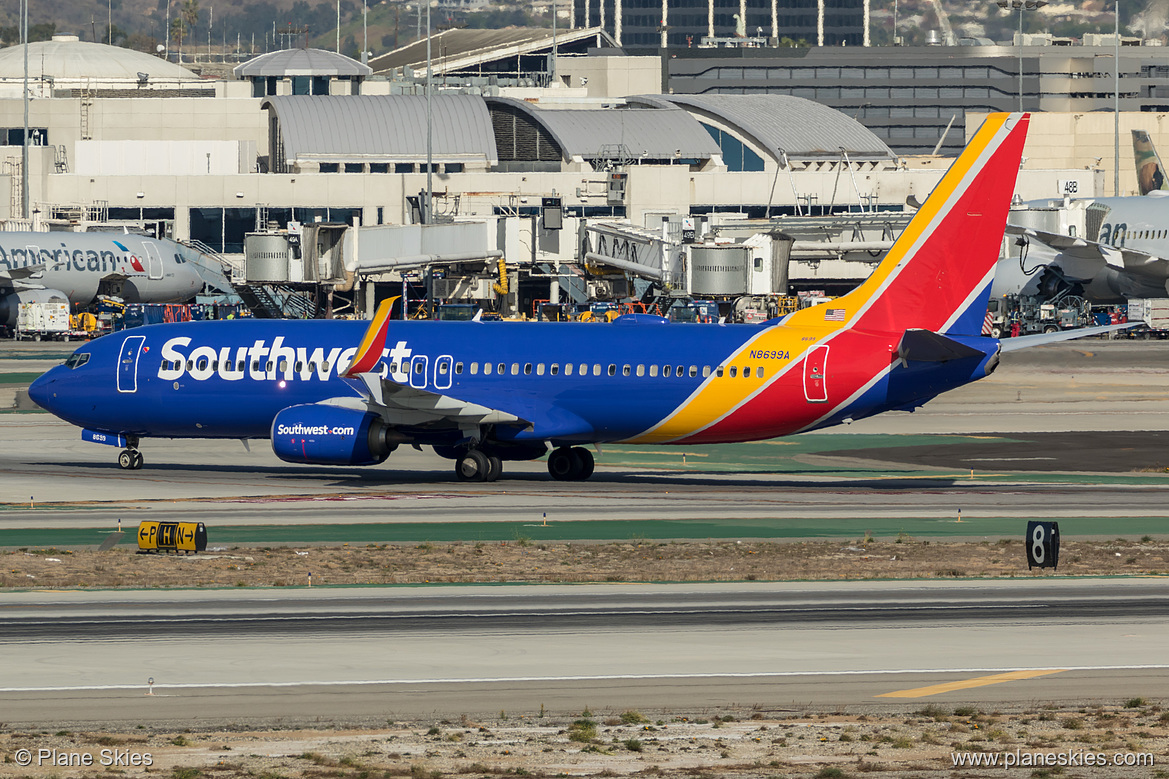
left=182, top=0, right=199, bottom=59
left=170, top=16, right=186, bottom=63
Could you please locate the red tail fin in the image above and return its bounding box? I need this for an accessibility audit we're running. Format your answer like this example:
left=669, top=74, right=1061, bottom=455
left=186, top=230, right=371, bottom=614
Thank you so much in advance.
left=836, top=112, right=1029, bottom=336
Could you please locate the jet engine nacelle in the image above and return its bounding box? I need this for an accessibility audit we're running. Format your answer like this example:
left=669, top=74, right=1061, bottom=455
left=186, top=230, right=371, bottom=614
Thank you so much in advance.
left=270, top=404, right=391, bottom=466
left=0, top=288, right=69, bottom=327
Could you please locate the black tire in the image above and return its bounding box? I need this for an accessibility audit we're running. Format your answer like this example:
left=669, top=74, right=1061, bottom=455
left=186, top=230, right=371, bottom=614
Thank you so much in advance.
left=131, top=451, right=144, bottom=470
left=118, top=450, right=135, bottom=470
left=547, top=447, right=580, bottom=481
left=485, top=455, right=503, bottom=482
left=990, top=325, right=1003, bottom=339
left=572, top=447, right=595, bottom=480
left=1043, top=326, right=1058, bottom=334
left=455, top=449, right=490, bottom=481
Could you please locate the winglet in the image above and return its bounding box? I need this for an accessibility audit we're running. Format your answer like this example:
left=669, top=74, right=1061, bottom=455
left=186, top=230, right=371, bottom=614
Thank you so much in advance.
left=344, top=297, right=398, bottom=378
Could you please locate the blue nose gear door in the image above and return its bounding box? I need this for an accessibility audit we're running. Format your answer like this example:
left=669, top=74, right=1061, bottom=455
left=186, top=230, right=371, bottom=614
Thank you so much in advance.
left=117, top=335, right=146, bottom=393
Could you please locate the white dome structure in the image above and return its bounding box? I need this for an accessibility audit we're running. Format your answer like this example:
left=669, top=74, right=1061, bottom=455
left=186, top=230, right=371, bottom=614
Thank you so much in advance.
left=0, top=35, right=204, bottom=95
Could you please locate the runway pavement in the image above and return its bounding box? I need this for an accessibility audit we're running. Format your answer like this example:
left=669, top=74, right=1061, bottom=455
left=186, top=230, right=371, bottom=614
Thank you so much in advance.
left=4, top=339, right=1169, bottom=726
left=1, top=580, right=1167, bottom=725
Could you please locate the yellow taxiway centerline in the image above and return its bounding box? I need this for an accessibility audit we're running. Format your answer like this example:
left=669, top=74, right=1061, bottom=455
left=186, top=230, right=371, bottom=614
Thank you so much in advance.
left=875, top=669, right=1066, bottom=698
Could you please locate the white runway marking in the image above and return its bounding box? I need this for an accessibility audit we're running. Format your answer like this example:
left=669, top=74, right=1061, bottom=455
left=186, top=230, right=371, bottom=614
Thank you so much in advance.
left=3, top=664, right=1168, bottom=693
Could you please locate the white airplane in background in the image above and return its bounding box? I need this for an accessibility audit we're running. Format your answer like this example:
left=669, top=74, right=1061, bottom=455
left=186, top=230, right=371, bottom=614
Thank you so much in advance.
left=999, top=130, right=1169, bottom=303
left=0, top=231, right=231, bottom=328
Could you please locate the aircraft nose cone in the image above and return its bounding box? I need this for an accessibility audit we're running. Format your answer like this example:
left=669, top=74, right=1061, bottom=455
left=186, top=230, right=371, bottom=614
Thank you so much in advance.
left=27, top=373, right=54, bottom=411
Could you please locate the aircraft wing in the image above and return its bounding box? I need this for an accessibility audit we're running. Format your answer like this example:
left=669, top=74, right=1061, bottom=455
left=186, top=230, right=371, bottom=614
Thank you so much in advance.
left=999, top=322, right=1138, bottom=352
left=0, top=262, right=45, bottom=281
left=344, top=371, right=529, bottom=428
left=337, top=297, right=533, bottom=434
left=1008, top=225, right=1166, bottom=272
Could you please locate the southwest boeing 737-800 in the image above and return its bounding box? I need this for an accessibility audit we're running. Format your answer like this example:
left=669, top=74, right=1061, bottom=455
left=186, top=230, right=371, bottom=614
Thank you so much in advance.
left=28, top=113, right=1110, bottom=481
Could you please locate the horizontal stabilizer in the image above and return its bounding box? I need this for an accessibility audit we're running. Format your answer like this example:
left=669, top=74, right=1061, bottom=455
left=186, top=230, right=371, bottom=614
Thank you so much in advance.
left=897, top=329, right=985, bottom=363
left=999, top=323, right=1138, bottom=352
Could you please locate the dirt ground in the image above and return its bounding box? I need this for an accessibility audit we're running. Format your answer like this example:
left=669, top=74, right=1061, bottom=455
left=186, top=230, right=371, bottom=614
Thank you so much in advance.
left=1, top=704, right=1166, bottom=778
left=3, top=537, right=1168, bottom=589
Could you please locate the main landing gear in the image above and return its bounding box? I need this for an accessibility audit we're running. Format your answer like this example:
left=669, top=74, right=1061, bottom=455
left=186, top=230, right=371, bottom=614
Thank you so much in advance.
left=547, top=446, right=594, bottom=481
left=454, top=449, right=502, bottom=482
left=118, top=448, right=144, bottom=470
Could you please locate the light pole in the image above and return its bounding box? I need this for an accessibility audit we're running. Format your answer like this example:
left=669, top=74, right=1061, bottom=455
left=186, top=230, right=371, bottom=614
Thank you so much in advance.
left=997, top=0, right=1047, bottom=112
left=1114, top=0, right=1120, bottom=196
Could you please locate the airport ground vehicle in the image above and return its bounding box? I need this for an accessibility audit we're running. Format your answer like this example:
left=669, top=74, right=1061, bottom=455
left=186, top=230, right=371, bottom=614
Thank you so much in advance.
left=667, top=300, right=718, bottom=323
left=986, top=293, right=1092, bottom=337
left=1124, top=298, right=1169, bottom=338
left=13, top=297, right=70, bottom=340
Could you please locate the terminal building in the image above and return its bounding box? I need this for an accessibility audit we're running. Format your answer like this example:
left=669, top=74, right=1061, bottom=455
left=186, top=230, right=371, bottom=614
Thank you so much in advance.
left=0, top=29, right=1142, bottom=317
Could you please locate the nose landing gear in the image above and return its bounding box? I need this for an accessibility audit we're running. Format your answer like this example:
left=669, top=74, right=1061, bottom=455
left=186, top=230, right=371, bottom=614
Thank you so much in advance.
left=118, top=448, right=144, bottom=470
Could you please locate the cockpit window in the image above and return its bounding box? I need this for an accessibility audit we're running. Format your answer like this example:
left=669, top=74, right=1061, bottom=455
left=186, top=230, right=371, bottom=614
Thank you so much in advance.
left=64, top=352, right=91, bottom=369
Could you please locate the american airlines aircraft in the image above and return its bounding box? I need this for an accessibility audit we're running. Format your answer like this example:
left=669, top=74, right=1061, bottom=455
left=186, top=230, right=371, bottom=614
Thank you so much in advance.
left=0, top=231, right=220, bottom=328
left=1001, top=130, right=1169, bottom=302
left=28, top=113, right=1124, bottom=480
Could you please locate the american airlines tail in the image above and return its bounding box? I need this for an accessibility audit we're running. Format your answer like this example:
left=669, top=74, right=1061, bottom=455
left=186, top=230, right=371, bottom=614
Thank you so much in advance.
left=1133, top=129, right=1169, bottom=196
left=805, top=112, right=1030, bottom=337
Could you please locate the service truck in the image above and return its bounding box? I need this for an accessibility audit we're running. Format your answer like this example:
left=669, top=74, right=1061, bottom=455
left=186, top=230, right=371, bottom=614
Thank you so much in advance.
left=15, top=299, right=70, bottom=341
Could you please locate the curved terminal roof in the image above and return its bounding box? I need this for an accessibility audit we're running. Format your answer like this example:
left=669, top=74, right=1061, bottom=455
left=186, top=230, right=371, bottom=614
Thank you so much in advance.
left=633, top=94, right=894, bottom=162
left=489, top=97, right=721, bottom=162
left=0, top=36, right=199, bottom=81
left=262, top=95, right=497, bottom=163
left=235, top=48, right=372, bottom=78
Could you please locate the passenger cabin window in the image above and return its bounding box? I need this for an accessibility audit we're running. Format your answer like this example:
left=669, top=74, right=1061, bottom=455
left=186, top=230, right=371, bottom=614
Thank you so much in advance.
left=439, top=362, right=449, bottom=375
left=622, top=365, right=631, bottom=376
left=497, top=363, right=505, bottom=375
left=608, top=364, right=617, bottom=376
left=663, top=365, right=672, bottom=377
left=536, top=363, right=545, bottom=376
left=579, top=363, right=587, bottom=375
left=550, top=364, right=559, bottom=376
left=729, top=367, right=738, bottom=378
left=524, top=363, right=532, bottom=375
left=471, top=362, right=480, bottom=375
left=702, top=366, right=711, bottom=377
left=689, top=366, right=698, bottom=377
left=593, top=364, right=602, bottom=376
left=415, top=362, right=425, bottom=374
left=455, top=362, right=463, bottom=374
left=649, top=365, right=658, bottom=377
left=636, top=365, right=645, bottom=377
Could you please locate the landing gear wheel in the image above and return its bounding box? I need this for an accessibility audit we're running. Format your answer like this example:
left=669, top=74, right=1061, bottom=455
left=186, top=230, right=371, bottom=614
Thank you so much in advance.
left=547, top=447, right=580, bottom=481
left=484, top=455, right=503, bottom=482
left=571, top=447, right=594, bottom=480
left=455, top=449, right=490, bottom=482
left=118, top=449, right=143, bottom=470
